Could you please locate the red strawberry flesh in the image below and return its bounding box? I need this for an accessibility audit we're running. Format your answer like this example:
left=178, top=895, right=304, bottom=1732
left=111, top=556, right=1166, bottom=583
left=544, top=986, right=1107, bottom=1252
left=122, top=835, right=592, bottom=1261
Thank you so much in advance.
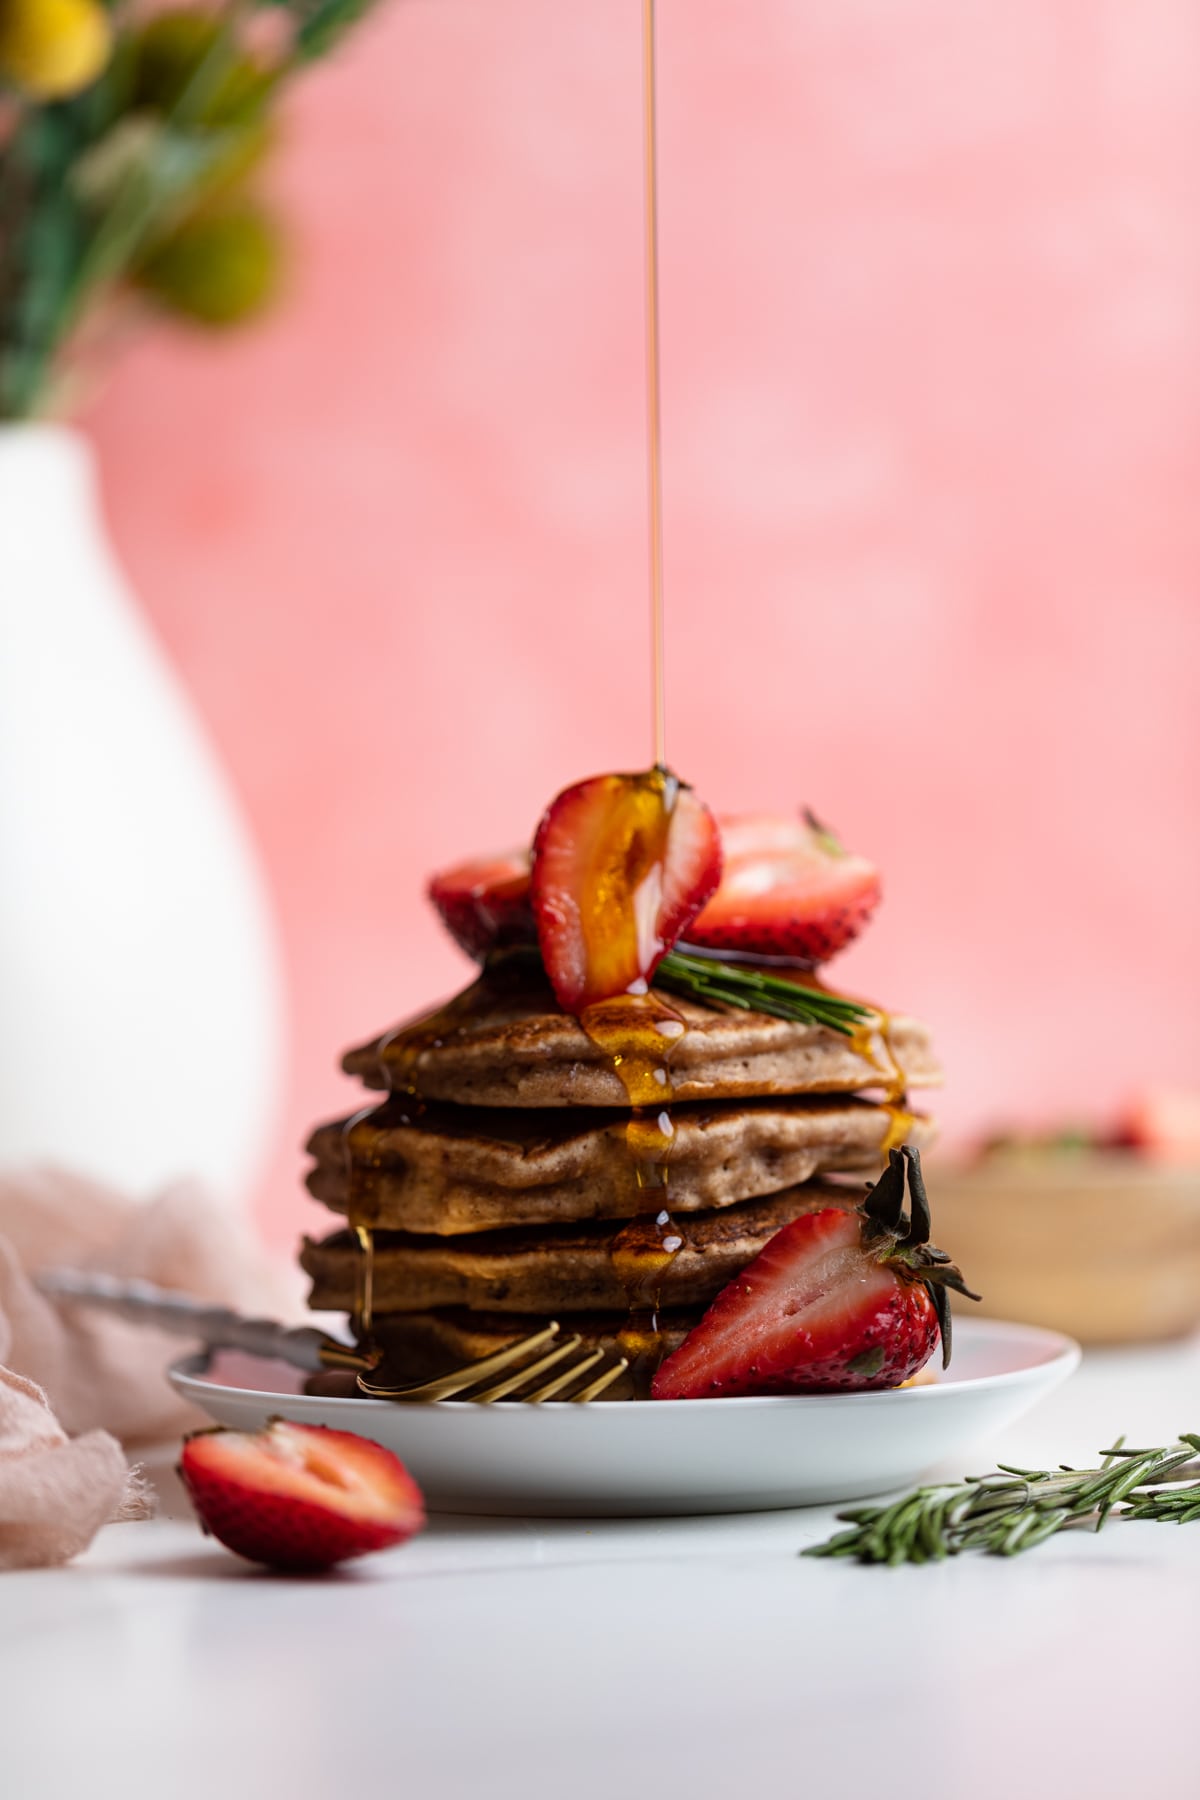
left=530, top=767, right=721, bottom=1011
left=427, top=853, right=534, bottom=961
left=651, top=1206, right=941, bottom=1399
left=686, top=812, right=881, bottom=964
left=179, top=1420, right=425, bottom=1571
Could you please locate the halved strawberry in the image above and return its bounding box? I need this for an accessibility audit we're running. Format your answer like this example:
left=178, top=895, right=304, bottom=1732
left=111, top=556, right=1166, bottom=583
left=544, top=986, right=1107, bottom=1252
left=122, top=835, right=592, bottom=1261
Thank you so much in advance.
left=179, top=1420, right=425, bottom=1571
left=685, top=809, right=880, bottom=964
left=427, top=852, right=535, bottom=961
left=651, top=1147, right=977, bottom=1399
left=530, top=767, right=722, bottom=1011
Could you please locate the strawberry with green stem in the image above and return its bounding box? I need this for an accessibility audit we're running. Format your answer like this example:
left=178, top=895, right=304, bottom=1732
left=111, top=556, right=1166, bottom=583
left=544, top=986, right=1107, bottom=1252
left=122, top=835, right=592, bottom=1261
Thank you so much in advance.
left=652, top=1147, right=980, bottom=1399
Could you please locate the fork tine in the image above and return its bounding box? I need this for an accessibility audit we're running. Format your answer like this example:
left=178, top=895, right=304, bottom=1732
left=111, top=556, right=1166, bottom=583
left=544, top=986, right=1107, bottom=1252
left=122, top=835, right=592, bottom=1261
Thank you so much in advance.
left=570, top=1358, right=630, bottom=1403
left=524, top=1346, right=606, bottom=1403
left=354, top=1320, right=632, bottom=1405
left=470, top=1335, right=586, bottom=1403
left=356, top=1323, right=560, bottom=1401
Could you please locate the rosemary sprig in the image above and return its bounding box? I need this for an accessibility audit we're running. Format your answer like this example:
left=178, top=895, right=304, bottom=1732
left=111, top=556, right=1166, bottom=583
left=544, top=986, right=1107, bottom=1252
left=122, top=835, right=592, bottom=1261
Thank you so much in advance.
left=655, top=948, right=875, bottom=1039
left=492, top=941, right=877, bottom=1037
left=803, top=1434, right=1200, bottom=1565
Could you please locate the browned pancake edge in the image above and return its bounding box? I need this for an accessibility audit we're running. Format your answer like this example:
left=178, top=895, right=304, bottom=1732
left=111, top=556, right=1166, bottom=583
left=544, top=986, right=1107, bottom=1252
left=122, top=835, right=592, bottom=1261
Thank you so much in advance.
left=341, top=968, right=940, bottom=1108
left=300, top=1180, right=858, bottom=1315
left=306, top=1095, right=933, bottom=1232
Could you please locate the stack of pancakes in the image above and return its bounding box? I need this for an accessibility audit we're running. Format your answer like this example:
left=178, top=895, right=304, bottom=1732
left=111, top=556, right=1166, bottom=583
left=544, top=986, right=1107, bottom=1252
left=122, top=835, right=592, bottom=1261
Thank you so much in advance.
left=300, top=961, right=941, bottom=1386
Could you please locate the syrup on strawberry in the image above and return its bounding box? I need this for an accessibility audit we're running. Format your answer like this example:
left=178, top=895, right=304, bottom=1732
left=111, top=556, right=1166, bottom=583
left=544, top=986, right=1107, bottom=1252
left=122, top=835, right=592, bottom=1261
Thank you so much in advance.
left=529, top=766, right=721, bottom=1011
left=651, top=1147, right=978, bottom=1399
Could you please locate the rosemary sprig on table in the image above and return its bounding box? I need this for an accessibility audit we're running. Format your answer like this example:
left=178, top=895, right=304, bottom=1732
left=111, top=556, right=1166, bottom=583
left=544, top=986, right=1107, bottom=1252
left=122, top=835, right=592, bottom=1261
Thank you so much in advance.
left=655, top=949, right=875, bottom=1039
left=804, top=1435, right=1200, bottom=1565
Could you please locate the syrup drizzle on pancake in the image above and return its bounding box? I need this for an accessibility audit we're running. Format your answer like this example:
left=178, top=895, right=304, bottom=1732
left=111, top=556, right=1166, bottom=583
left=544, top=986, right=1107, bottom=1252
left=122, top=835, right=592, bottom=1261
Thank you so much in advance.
left=338, top=1102, right=383, bottom=1337
left=880, top=1092, right=916, bottom=1156
left=581, top=988, right=688, bottom=1391
left=745, top=963, right=913, bottom=1159
left=845, top=1008, right=913, bottom=1154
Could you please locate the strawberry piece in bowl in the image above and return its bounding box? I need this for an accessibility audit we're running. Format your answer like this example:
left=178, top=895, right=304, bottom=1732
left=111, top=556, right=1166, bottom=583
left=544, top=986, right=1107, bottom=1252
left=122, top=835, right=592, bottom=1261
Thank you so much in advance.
left=179, top=1420, right=425, bottom=1571
left=1111, top=1087, right=1200, bottom=1164
left=427, top=852, right=534, bottom=961
left=531, top=767, right=722, bottom=1011
left=685, top=809, right=881, bottom=964
left=652, top=1147, right=978, bottom=1399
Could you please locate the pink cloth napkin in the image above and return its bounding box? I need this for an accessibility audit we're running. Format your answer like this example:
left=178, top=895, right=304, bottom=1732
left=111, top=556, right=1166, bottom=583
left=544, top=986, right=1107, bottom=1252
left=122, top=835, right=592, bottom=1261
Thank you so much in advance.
left=0, top=1367, right=152, bottom=1570
left=0, top=1167, right=292, bottom=1570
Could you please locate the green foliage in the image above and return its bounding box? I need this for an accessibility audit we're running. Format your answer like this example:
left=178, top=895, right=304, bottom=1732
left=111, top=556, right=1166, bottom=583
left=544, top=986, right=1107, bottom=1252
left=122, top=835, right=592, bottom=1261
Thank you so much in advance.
left=132, top=11, right=270, bottom=128
left=269, top=0, right=389, bottom=63
left=0, top=0, right=389, bottom=418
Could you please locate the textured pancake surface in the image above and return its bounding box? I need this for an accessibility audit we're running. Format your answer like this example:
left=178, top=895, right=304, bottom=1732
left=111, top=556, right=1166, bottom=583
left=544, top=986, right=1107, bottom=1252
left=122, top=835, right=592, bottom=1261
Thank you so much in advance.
left=301, top=1181, right=857, bottom=1314
left=342, top=966, right=940, bottom=1109
left=306, top=1094, right=932, bottom=1232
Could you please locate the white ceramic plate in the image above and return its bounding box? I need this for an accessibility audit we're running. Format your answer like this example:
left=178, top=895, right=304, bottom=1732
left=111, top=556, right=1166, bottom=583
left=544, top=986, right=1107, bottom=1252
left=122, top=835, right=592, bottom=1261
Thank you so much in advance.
left=169, top=1317, right=1079, bottom=1518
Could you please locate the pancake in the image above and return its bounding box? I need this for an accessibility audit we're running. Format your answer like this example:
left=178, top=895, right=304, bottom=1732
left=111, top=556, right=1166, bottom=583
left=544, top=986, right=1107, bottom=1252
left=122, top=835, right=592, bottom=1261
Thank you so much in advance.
left=342, top=966, right=939, bottom=1108
left=300, top=1180, right=857, bottom=1315
left=306, top=1094, right=933, bottom=1233
left=303, top=1306, right=703, bottom=1398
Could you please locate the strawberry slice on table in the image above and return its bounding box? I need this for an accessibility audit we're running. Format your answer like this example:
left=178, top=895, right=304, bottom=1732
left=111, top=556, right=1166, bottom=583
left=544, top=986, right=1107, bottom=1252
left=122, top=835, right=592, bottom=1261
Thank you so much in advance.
left=179, top=1420, right=425, bottom=1571
left=427, top=851, right=535, bottom=961
left=651, top=1147, right=978, bottom=1399
left=684, top=809, right=881, bottom=964
left=530, top=766, right=722, bottom=1011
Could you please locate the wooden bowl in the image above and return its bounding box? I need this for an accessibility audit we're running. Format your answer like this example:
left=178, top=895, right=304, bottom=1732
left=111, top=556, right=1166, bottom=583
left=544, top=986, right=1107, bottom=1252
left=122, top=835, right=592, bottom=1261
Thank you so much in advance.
left=928, top=1153, right=1200, bottom=1344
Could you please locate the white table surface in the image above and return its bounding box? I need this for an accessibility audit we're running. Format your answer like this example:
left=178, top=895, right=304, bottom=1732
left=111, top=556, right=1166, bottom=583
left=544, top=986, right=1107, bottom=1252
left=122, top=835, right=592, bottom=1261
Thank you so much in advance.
left=5, top=1334, right=1200, bottom=1800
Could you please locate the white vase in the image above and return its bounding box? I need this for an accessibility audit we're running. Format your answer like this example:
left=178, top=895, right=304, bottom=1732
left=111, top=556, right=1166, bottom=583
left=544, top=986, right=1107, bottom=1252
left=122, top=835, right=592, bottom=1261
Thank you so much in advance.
left=0, top=424, right=285, bottom=1208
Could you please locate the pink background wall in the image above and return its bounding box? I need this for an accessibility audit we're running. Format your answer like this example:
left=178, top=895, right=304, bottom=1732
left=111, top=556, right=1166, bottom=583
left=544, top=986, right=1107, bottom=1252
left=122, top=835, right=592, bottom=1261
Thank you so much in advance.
left=87, top=0, right=1200, bottom=1244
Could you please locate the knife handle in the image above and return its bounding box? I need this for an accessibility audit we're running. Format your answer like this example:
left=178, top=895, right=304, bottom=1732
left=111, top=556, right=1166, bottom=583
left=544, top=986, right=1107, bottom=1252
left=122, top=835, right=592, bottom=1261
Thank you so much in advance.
left=36, top=1267, right=361, bottom=1374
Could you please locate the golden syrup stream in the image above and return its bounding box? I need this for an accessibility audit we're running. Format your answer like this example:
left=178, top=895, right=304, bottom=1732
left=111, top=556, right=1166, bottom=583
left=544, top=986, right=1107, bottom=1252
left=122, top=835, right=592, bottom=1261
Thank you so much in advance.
left=346, top=11, right=678, bottom=1386
left=642, top=0, right=667, bottom=769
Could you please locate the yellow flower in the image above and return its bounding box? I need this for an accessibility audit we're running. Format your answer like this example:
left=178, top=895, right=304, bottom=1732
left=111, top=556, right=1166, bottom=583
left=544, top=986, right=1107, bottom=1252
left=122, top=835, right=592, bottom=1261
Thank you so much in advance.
left=0, top=0, right=111, bottom=100
left=136, top=201, right=284, bottom=328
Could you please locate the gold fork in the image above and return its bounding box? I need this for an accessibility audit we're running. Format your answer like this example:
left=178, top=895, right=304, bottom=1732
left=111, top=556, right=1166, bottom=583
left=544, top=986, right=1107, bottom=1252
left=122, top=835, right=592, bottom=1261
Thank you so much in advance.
left=356, top=1321, right=630, bottom=1405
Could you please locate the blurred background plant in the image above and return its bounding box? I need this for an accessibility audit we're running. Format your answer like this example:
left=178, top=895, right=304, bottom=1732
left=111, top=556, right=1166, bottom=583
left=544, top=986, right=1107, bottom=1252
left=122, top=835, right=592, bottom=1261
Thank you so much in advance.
left=0, top=0, right=385, bottom=418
